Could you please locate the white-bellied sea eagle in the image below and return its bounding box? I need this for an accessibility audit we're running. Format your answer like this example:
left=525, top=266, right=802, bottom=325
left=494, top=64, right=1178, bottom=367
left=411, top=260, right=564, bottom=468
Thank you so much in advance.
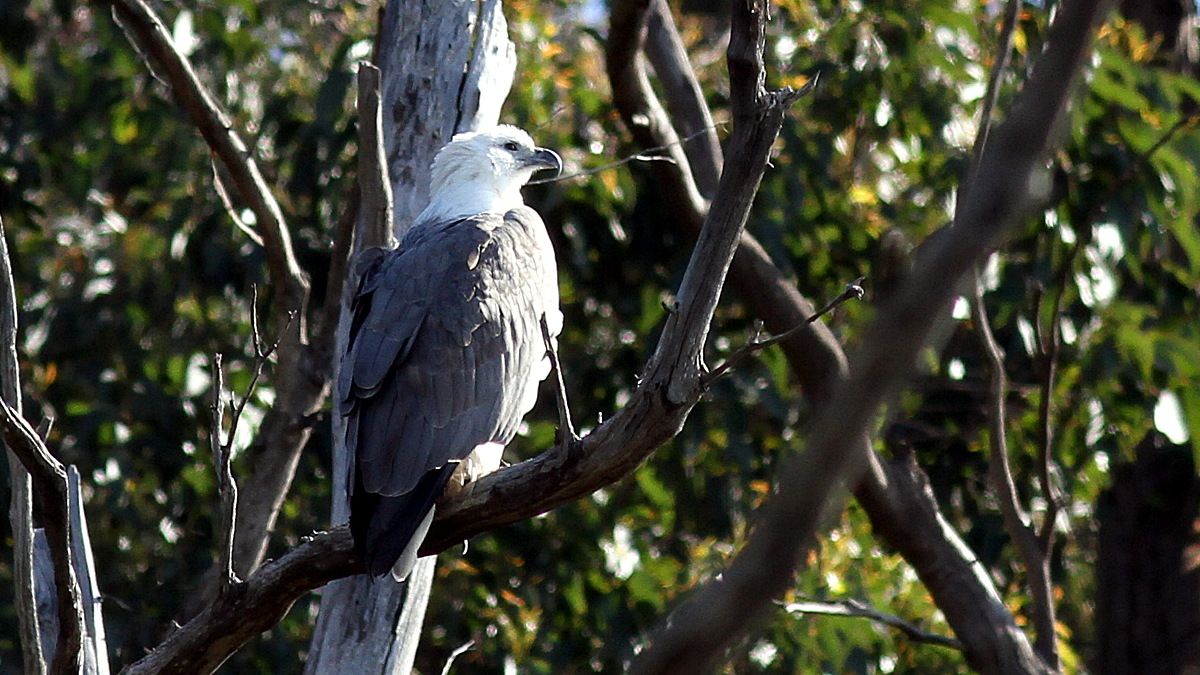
left=340, top=125, right=563, bottom=580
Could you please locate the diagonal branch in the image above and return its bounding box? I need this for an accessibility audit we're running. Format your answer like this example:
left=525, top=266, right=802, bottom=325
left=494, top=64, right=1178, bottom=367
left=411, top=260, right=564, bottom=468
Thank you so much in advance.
left=100, top=0, right=307, bottom=311
left=607, top=0, right=1044, bottom=670
left=645, top=0, right=724, bottom=198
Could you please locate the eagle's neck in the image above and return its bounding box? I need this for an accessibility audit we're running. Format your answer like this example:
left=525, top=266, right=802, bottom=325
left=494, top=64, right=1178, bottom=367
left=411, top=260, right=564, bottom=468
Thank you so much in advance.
left=417, top=164, right=529, bottom=224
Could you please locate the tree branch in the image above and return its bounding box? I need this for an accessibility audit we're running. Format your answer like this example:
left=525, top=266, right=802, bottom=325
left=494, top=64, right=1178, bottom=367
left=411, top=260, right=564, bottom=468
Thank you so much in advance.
left=782, top=598, right=964, bottom=651
left=100, top=0, right=307, bottom=310
left=606, top=0, right=1044, bottom=669
left=0, top=397, right=84, bottom=675
left=122, top=529, right=358, bottom=675
left=702, top=276, right=863, bottom=386
left=645, top=0, right=724, bottom=198
left=99, top=0, right=333, bottom=610
left=631, top=0, right=1111, bottom=670
left=0, top=215, right=46, bottom=675
left=971, top=276, right=1058, bottom=667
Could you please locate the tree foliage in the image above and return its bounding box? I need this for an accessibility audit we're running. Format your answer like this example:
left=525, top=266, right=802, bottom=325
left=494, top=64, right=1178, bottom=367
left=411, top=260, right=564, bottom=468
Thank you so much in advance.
left=1, top=0, right=1197, bottom=672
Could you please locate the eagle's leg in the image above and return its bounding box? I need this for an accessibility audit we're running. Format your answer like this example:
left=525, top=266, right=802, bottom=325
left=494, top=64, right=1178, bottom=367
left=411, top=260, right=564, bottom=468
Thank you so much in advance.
left=540, top=314, right=579, bottom=444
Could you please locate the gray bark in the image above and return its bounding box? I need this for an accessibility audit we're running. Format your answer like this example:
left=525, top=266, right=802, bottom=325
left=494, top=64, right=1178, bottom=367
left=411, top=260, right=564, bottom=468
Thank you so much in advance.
left=1, top=214, right=45, bottom=675
left=306, top=1, right=516, bottom=672
left=31, top=469, right=109, bottom=675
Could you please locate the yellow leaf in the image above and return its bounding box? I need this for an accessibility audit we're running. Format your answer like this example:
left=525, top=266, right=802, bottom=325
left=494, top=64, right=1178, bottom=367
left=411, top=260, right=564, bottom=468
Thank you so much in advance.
left=849, top=184, right=877, bottom=206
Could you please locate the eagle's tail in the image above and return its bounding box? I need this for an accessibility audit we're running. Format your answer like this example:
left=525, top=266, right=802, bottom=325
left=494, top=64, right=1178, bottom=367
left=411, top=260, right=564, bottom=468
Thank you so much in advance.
left=350, top=464, right=456, bottom=579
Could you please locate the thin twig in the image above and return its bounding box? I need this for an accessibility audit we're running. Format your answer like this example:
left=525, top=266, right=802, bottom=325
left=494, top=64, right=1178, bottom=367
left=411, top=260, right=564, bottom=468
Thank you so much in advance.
left=439, top=640, right=475, bottom=675
left=527, top=123, right=727, bottom=185
left=210, top=159, right=265, bottom=247
left=540, top=315, right=577, bottom=443
left=955, top=0, right=1062, bottom=666
left=209, top=288, right=295, bottom=593
left=781, top=599, right=964, bottom=651
left=971, top=273, right=1058, bottom=665
left=702, top=277, right=864, bottom=387
left=969, top=0, right=1022, bottom=172
left=208, top=353, right=239, bottom=592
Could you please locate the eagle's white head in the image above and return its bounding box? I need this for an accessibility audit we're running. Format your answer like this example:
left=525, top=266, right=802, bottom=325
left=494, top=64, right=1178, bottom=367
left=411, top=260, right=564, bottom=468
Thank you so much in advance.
left=418, top=124, right=561, bottom=223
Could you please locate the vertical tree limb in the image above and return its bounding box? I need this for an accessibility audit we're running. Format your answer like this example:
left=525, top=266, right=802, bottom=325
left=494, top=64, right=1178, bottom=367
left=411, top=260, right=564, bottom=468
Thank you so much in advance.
left=971, top=277, right=1059, bottom=667
left=0, top=397, right=84, bottom=675
left=67, top=466, right=110, bottom=675
left=0, top=215, right=46, bottom=675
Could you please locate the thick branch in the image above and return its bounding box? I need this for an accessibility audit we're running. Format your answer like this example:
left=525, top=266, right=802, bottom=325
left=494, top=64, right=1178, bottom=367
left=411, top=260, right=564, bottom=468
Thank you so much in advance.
left=0, top=398, right=84, bottom=675
left=645, top=0, right=723, bottom=198
left=122, top=529, right=358, bottom=675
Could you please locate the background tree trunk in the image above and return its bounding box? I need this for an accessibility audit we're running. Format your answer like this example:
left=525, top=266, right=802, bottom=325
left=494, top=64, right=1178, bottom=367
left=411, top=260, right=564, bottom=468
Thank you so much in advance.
left=305, top=1, right=516, bottom=671
left=1097, top=431, right=1200, bottom=675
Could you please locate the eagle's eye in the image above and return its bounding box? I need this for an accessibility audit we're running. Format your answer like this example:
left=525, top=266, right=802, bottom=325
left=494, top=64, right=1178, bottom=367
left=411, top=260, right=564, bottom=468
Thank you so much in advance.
left=502, top=141, right=521, bottom=152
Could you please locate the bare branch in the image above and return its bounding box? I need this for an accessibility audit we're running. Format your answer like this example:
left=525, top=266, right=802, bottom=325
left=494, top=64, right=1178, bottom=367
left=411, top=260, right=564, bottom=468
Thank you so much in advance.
left=970, top=275, right=1058, bottom=666
left=605, top=0, right=1042, bottom=669
left=210, top=159, right=264, bottom=248
left=354, top=62, right=395, bottom=251
left=782, top=599, right=964, bottom=651
left=101, top=0, right=307, bottom=310
left=540, top=315, right=577, bottom=444
left=439, top=640, right=475, bottom=675
left=101, top=0, right=331, bottom=599
left=66, top=466, right=109, bottom=675
left=122, top=529, right=358, bottom=675
left=208, top=354, right=240, bottom=592
left=702, top=276, right=863, bottom=386
left=969, top=0, right=1022, bottom=172
left=1, top=215, right=46, bottom=675
left=0, top=397, right=84, bottom=675
left=646, top=0, right=723, bottom=197
left=631, top=0, right=1111, bottom=669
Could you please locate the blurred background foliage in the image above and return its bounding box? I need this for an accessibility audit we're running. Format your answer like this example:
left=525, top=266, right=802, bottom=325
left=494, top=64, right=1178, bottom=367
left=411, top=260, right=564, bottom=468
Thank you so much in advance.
left=1, top=0, right=1197, bottom=672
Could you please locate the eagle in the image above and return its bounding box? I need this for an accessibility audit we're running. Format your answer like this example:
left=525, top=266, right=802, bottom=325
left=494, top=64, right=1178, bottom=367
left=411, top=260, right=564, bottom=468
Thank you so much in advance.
left=340, top=125, right=563, bottom=580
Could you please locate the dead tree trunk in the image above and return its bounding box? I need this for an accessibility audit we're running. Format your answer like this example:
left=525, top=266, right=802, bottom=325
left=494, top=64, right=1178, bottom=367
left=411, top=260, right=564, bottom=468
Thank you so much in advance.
left=304, top=1, right=516, bottom=672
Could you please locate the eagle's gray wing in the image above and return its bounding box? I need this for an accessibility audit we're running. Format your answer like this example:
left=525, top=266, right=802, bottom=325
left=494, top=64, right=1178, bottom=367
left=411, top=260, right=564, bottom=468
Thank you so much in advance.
left=343, top=207, right=555, bottom=578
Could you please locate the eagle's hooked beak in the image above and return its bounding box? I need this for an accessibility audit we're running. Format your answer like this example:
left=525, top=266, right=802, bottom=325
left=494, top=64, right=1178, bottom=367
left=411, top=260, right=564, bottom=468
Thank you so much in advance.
left=526, top=148, right=563, bottom=178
